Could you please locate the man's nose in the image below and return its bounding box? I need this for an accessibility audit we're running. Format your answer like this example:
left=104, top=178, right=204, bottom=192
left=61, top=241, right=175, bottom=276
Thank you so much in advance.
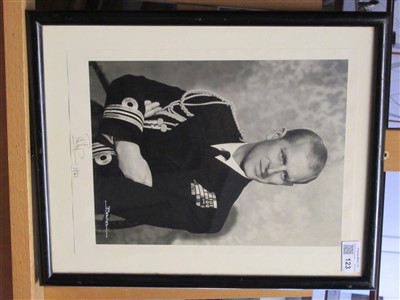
left=267, top=165, right=286, bottom=175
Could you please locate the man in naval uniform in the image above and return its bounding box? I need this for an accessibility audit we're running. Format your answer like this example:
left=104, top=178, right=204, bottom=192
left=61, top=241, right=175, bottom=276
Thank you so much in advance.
left=93, top=74, right=328, bottom=234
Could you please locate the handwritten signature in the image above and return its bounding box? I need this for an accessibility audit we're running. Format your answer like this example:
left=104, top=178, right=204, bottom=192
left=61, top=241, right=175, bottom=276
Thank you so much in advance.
left=71, top=134, right=90, bottom=177
left=104, top=200, right=111, bottom=238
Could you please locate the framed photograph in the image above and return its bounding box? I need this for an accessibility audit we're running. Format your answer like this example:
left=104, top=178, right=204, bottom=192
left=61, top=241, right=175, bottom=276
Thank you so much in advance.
left=27, top=11, right=391, bottom=289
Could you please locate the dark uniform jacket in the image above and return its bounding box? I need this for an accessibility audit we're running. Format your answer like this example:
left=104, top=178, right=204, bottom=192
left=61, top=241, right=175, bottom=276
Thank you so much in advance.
left=93, top=75, right=250, bottom=234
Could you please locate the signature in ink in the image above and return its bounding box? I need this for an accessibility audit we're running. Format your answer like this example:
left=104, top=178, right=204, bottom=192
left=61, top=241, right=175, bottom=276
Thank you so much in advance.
left=72, top=134, right=91, bottom=159
left=71, top=134, right=91, bottom=176
left=104, top=200, right=111, bottom=238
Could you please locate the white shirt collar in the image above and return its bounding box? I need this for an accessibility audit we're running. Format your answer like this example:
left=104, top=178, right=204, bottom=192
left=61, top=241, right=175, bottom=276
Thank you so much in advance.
left=211, top=143, right=248, bottom=178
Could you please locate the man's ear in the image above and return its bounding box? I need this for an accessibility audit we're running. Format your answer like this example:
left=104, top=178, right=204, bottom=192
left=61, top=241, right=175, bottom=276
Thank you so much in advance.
left=266, top=128, right=287, bottom=140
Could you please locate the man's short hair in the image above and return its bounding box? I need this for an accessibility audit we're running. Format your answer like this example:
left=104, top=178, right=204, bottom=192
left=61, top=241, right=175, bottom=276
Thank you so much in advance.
left=284, top=129, right=328, bottom=183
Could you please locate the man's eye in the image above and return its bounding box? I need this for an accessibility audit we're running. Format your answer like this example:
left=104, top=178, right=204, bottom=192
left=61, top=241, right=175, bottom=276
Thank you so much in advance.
left=282, top=172, right=288, bottom=183
left=280, top=150, right=286, bottom=164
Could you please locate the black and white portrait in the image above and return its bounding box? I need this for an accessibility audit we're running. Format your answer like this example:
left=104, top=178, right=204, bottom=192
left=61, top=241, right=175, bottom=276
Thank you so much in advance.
left=89, top=60, right=347, bottom=247
left=35, top=19, right=381, bottom=279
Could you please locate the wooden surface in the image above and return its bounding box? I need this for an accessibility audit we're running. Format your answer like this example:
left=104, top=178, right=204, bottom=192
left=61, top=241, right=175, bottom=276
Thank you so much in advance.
left=384, top=129, right=400, bottom=172
left=0, top=2, right=13, bottom=300
left=2, top=0, right=43, bottom=299
left=152, top=0, right=322, bottom=10
left=44, top=287, right=313, bottom=299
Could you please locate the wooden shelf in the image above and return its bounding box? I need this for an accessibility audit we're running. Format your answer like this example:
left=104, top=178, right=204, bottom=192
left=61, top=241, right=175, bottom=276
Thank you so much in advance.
left=43, top=287, right=313, bottom=299
left=384, top=129, right=400, bottom=172
left=0, top=2, right=12, bottom=300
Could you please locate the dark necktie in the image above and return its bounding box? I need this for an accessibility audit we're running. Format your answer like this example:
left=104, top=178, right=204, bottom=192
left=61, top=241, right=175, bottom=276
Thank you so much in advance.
left=210, top=147, right=231, bottom=161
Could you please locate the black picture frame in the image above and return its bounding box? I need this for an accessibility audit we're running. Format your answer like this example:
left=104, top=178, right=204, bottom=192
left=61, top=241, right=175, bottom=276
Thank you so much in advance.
left=27, top=10, right=391, bottom=289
